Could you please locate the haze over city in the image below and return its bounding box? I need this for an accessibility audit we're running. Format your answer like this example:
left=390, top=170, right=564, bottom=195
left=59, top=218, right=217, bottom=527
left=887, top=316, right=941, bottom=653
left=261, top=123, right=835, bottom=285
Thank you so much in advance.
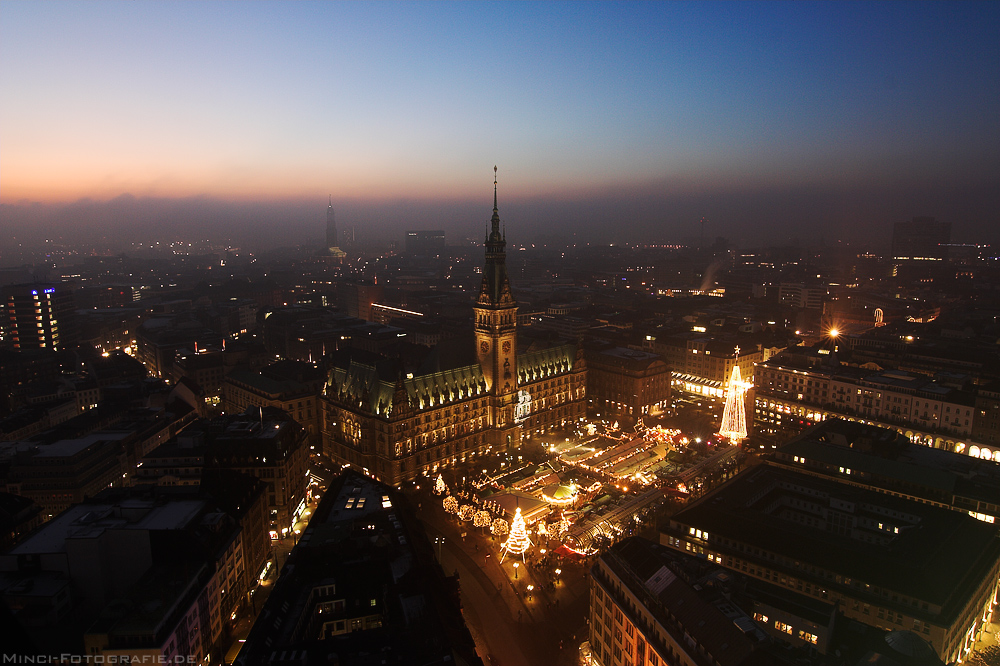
left=7, top=4, right=1000, bottom=665
left=2, top=1, right=998, bottom=255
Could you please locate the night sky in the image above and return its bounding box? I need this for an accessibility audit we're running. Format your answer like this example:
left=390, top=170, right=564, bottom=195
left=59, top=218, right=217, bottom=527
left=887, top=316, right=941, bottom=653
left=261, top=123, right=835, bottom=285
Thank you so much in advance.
left=2, top=1, right=998, bottom=251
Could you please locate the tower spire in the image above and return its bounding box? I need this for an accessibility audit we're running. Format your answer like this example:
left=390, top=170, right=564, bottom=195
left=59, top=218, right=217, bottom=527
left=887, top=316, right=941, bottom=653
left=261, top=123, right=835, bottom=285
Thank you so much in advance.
left=494, top=165, right=498, bottom=212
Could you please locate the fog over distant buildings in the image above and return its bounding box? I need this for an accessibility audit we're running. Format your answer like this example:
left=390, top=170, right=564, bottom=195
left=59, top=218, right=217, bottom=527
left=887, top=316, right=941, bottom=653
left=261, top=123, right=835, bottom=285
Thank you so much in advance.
left=2, top=176, right=997, bottom=259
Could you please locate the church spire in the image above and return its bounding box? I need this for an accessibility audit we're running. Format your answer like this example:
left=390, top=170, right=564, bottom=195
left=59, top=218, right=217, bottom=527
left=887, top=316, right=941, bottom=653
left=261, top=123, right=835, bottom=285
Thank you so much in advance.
left=490, top=166, right=501, bottom=239
left=479, top=167, right=514, bottom=307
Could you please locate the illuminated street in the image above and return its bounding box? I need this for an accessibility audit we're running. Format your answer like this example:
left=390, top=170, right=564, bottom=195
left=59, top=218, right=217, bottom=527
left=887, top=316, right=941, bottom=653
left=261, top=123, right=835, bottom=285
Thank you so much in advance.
left=413, top=483, right=592, bottom=666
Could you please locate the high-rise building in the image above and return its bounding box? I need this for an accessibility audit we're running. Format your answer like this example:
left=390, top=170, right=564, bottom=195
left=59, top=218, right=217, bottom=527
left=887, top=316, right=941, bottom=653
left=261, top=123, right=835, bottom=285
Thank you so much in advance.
left=3, top=283, right=77, bottom=351
left=891, top=217, right=951, bottom=260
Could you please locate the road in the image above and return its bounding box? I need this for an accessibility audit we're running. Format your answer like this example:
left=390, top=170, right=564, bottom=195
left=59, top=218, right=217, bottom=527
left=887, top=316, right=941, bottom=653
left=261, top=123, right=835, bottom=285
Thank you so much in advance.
left=413, top=488, right=591, bottom=666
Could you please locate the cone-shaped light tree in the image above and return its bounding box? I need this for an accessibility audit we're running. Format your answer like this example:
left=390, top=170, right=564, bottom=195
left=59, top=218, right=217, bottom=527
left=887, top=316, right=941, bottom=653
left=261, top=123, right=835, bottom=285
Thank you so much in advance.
left=500, top=507, right=533, bottom=563
left=719, top=347, right=749, bottom=443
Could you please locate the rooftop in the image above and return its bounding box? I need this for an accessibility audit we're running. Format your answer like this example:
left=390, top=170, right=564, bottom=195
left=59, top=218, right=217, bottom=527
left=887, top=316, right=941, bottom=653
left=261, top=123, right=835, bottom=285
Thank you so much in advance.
left=669, top=465, right=1000, bottom=616
left=8, top=499, right=205, bottom=556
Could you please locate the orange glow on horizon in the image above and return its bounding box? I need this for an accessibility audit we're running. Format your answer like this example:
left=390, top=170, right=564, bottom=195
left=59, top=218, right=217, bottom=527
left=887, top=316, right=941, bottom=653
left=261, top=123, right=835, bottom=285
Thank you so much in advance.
left=1, top=164, right=623, bottom=205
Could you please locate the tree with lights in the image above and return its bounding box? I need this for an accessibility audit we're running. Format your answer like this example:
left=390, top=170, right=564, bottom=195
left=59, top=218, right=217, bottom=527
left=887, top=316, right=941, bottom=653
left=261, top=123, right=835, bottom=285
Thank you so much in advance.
left=474, top=510, right=491, bottom=531
left=500, top=507, right=533, bottom=562
left=719, top=347, right=749, bottom=444
left=443, top=496, right=459, bottom=514
left=491, top=517, right=509, bottom=537
left=459, top=505, right=475, bottom=521
left=434, top=473, right=446, bottom=495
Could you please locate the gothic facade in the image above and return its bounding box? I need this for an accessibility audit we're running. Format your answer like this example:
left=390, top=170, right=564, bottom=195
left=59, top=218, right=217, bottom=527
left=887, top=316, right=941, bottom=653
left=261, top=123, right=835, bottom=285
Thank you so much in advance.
left=320, top=176, right=586, bottom=485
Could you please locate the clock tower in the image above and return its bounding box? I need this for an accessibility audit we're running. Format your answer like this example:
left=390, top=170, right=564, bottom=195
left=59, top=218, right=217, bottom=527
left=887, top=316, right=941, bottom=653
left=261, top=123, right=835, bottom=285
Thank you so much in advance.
left=475, top=168, right=520, bottom=451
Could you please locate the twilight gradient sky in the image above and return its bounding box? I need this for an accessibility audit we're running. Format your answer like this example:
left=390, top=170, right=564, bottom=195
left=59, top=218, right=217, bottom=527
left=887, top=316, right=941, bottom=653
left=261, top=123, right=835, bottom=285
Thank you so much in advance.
left=2, top=1, right=999, bottom=249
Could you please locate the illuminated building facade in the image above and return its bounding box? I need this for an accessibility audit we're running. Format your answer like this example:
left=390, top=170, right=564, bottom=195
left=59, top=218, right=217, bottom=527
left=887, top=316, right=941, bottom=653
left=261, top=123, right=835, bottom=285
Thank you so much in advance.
left=754, top=348, right=982, bottom=456
left=3, top=282, right=77, bottom=351
left=321, top=176, right=586, bottom=485
left=660, top=464, right=1000, bottom=663
left=652, top=333, right=769, bottom=401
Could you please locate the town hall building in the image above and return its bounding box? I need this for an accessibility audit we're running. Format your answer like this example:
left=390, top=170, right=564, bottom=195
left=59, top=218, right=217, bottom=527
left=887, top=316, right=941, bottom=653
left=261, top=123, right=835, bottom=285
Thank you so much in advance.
left=320, top=173, right=587, bottom=485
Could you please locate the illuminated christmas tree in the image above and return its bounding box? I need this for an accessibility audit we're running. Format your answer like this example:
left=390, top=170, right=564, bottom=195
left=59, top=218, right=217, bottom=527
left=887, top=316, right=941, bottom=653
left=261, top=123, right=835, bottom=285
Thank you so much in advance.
left=459, top=505, right=475, bottom=521
left=474, top=510, right=491, bottom=530
left=443, top=496, right=459, bottom=514
left=434, top=474, right=446, bottom=495
left=718, top=347, right=749, bottom=443
left=500, top=507, right=533, bottom=562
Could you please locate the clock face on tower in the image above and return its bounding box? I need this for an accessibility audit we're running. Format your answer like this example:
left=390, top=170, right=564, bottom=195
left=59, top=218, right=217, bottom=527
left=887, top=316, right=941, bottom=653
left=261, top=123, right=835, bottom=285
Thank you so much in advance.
left=502, top=341, right=511, bottom=353
left=480, top=341, right=490, bottom=354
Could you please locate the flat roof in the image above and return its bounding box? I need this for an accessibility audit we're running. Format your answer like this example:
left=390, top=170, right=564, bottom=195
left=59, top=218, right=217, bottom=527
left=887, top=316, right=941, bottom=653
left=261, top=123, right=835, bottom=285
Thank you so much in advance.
left=778, top=421, right=1000, bottom=505
left=779, top=439, right=957, bottom=494
left=670, top=465, right=1000, bottom=612
left=31, top=432, right=130, bottom=458
left=8, top=500, right=205, bottom=555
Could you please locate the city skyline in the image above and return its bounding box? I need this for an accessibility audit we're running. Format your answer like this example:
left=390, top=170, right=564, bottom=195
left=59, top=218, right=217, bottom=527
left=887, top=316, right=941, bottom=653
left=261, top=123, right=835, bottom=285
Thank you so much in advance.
left=2, top=1, right=998, bottom=250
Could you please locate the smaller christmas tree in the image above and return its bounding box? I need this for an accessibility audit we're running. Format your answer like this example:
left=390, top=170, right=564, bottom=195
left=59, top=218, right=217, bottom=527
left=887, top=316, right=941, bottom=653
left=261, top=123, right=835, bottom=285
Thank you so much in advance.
left=459, top=505, right=475, bottom=521
left=434, top=473, right=446, bottom=495
left=474, top=510, right=491, bottom=530
left=491, top=517, right=509, bottom=536
left=500, top=507, right=533, bottom=563
left=443, top=495, right=459, bottom=514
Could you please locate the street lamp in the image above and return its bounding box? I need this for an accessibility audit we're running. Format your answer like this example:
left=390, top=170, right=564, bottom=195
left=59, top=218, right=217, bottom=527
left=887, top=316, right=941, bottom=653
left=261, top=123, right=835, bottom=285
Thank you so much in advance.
left=526, top=584, right=534, bottom=600
left=513, top=562, right=519, bottom=579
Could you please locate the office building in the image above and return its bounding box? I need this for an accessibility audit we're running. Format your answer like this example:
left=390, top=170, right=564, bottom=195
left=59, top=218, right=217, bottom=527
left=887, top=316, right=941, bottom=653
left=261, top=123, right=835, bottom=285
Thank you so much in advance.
left=3, top=283, right=77, bottom=351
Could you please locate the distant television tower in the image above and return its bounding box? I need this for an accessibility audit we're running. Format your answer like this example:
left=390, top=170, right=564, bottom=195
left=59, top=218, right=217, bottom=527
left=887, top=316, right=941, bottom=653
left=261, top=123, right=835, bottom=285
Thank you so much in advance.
left=325, top=196, right=346, bottom=259
left=326, top=196, right=338, bottom=249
